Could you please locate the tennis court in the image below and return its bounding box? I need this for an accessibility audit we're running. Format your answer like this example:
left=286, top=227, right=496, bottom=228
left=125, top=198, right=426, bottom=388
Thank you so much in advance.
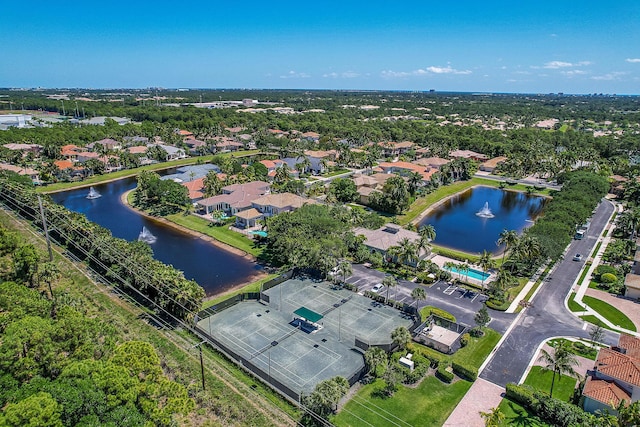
left=197, top=277, right=414, bottom=397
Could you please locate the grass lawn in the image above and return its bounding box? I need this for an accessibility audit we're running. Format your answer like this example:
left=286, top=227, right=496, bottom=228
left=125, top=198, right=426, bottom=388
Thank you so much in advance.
left=576, top=262, right=592, bottom=286
left=201, top=273, right=279, bottom=309
left=498, top=398, right=549, bottom=426
left=582, top=296, right=636, bottom=331
left=409, top=328, right=501, bottom=369
left=166, top=213, right=263, bottom=257
left=332, top=377, right=472, bottom=427
left=523, top=366, right=577, bottom=402
left=40, top=150, right=261, bottom=193
left=580, top=315, right=616, bottom=332
left=567, top=292, right=584, bottom=312
left=547, top=338, right=598, bottom=360
left=419, top=305, right=456, bottom=322
left=321, top=168, right=350, bottom=178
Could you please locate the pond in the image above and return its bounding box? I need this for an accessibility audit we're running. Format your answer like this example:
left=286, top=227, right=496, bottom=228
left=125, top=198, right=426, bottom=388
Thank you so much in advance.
left=418, top=186, right=547, bottom=254
left=50, top=177, right=261, bottom=295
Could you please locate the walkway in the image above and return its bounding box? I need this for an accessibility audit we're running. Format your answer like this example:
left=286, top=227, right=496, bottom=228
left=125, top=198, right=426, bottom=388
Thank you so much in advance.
left=443, top=379, right=504, bottom=427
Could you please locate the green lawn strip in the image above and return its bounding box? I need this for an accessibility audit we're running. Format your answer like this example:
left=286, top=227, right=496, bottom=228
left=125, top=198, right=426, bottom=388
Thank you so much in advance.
left=523, top=366, right=577, bottom=402
left=591, top=242, right=602, bottom=258
left=39, top=150, right=261, bottom=193
left=547, top=338, right=598, bottom=360
left=432, top=245, right=481, bottom=264
left=580, top=315, right=617, bottom=332
left=419, top=305, right=456, bottom=322
left=497, top=398, right=549, bottom=426
left=576, top=262, right=592, bottom=286
left=166, top=213, right=263, bottom=257
left=516, top=268, right=551, bottom=313
left=321, top=168, right=350, bottom=178
left=0, top=211, right=294, bottom=425
left=332, top=377, right=471, bottom=427
left=452, top=328, right=501, bottom=367
left=568, top=292, right=584, bottom=312
left=201, top=274, right=279, bottom=309
left=581, top=295, right=636, bottom=331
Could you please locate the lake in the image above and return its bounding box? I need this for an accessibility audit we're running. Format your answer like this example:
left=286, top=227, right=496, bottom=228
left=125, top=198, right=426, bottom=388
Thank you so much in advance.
left=50, top=177, right=261, bottom=295
left=418, top=186, right=547, bottom=254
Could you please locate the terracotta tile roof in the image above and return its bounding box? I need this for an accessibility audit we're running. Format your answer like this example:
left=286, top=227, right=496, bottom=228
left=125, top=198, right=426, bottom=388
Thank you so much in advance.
left=127, top=146, right=148, bottom=154
left=481, top=156, right=508, bottom=169
left=596, top=348, right=640, bottom=387
left=0, top=163, right=39, bottom=176
left=181, top=178, right=205, bottom=200
left=252, top=193, right=314, bottom=210
left=583, top=376, right=631, bottom=407
left=235, top=208, right=262, bottom=219
left=304, top=150, right=335, bottom=158
left=178, top=130, right=193, bottom=136
left=449, top=149, right=488, bottom=160
left=413, top=157, right=450, bottom=167
left=352, top=174, right=379, bottom=187
left=378, top=161, right=436, bottom=181
left=54, top=160, right=74, bottom=170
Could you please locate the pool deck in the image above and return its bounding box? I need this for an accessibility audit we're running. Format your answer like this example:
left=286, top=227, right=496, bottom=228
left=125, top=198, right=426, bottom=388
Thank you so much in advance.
left=431, top=255, right=496, bottom=288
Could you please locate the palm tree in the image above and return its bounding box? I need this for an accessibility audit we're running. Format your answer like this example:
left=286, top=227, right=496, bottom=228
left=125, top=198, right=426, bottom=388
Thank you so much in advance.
left=477, top=250, right=496, bottom=293
left=407, top=171, right=423, bottom=195
left=497, top=229, right=518, bottom=267
left=419, top=224, right=436, bottom=242
left=364, top=347, right=387, bottom=377
left=537, top=342, right=579, bottom=398
left=383, top=275, right=397, bottom=304
left=443, top=261, right=456, bottom=280
left=480, top=407, right=505, bottom=427
left=391, top=326, right=411, bottom=351
left=203, top=171, right=222, bottom=197
left=411, top=287, right=426, bottom=311
left=338, top=260, right=352, bottom=284
left=397, top=237, right=419, bottom=271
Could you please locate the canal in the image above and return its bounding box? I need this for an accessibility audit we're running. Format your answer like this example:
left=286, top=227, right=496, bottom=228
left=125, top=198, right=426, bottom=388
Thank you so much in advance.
left=51, top=177, right=261, bottom=295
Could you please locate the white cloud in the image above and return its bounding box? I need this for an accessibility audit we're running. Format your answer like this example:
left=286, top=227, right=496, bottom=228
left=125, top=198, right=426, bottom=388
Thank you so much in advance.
left=280, top=71, right=310, bottom=79
left=543, top=60, right=591, bottom=69
left=591, top=71, right=628, bottom=81
left=561, top=70, right=587, bottom=76
left=426, top=66, right=472, bottom=75
left=322, top=71, right=360, bottom=78
left=626, top=58, right=640, bottom=63
left=381, top=66, right=471, bottom=78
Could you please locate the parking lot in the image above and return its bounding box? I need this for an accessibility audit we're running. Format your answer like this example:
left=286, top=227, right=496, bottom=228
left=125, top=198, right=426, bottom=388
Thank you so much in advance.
left=344, top=263, right=513, bottom=333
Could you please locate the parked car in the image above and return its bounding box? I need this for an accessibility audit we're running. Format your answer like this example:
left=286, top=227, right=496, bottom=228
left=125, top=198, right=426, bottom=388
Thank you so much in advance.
left=371, top=283, right=384, bottom=293
left=573, top=253, right=582, bottom=261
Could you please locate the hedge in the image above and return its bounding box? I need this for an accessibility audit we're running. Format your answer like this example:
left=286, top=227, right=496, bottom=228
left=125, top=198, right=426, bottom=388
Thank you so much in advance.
left=534, top=391, right=593, bottom=427
left=505, top=383, right=538, bottom=409
left=452, top=361, right=478, bottom=381
left=436, top=366, right=454, bottom=383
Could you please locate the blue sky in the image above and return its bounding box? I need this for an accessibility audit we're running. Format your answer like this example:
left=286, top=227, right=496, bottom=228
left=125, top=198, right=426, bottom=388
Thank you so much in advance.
left=2, top=1, right=639, bottom=94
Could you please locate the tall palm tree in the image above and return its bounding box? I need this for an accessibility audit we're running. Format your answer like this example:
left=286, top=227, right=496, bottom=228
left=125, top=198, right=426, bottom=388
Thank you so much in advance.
left=537, top=342, right=579, bottom=398
left=383, top=275, right=397, bottom=304
left=477, top=250, right=496, bottom=293
left=443, top=261, right=456, bottom=280
left=419, top=224, right=436, bottom=242
left=497, top=229, right=518, bottom=267
left=338, top=260, right=352, bottom=284
left=391, top=326, right=411, bottom=351
left=407, top=171, right=423, bottom=196
left=397, top=237, right=419, bottom=271
left=411, top=287, right=426, bottom=311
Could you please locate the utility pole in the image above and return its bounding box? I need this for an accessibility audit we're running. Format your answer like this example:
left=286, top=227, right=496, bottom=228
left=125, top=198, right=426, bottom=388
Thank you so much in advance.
left=193, top=341, right=206, bottom=390
left=37, top=195, right=55, bottom=303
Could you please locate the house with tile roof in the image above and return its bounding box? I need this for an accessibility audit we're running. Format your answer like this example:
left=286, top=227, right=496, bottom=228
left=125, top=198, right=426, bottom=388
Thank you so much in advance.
left=352, top=223, right=429, bottom=266
left=449, top=149, right=488, bottom=162
left=87, top=138, right=121, bottom=152
left=378, top=141, right=415, bottom=158
left=251, top=193, right=316, bottom=218
left=582, top=334, right=640, bottom=415
left=479, top=156, right=508, bottom=172
left=196, top=181, right=270, bottom=216
left=413, top=157, right=451, bottom=169
left=0, top=163, right=41, bottom=184
left=377, top=161, right=436, bottom=183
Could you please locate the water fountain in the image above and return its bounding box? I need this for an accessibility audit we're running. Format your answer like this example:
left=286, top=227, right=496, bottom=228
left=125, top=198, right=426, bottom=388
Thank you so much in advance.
left=86, top=187, right=101, bottom=199
left=476, top=202, right=495, bottom=218
left=138, top=226, right=157, bottom=244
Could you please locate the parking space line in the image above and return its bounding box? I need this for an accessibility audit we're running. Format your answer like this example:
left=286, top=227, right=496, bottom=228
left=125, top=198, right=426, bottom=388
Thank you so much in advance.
left=443, top=286, right=457, bottom=295
left=470, top=293, right=479, bottom=303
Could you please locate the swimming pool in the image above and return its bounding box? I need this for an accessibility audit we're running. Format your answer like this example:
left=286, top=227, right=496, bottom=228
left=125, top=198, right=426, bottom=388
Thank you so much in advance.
left=249, top=230, right=268, bottom=237
left=444, top=266, right=490, bottom=281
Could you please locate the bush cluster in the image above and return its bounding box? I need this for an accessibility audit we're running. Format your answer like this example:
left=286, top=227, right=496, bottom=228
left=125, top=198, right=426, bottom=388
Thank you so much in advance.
left=452, top=361, right=478, bottom=381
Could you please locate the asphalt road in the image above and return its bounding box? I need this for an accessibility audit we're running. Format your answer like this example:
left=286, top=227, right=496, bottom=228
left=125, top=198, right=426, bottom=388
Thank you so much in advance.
left=480, top=199, right=619, bottom=387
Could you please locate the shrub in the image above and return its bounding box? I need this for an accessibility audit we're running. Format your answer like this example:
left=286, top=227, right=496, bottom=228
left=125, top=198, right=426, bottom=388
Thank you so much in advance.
left=485, top=298, right=508, bottom=311
left=601, top=272, right=617, bottom=283
left=505, top=383, right=538, bottom=409
left=469, top=327, right=483, bottom=338
left=420, top=306, right=456, bottom=322
left=533, top=391, right=592, bottom=427
left=452, top=362, right=477, bottom=381
left=460, top=333, right=470, bottom=347
left=436, top=366, right=453, bottom=383
left=416, top=272, right=435, bottom=284
left=594, top=264, right=617, bottom=279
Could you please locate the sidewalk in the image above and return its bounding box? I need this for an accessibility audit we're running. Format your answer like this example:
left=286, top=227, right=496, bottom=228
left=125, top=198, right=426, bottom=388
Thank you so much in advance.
left=571, top=202, right=639, bottom=337
left=443, top=379, right=504, bottom=427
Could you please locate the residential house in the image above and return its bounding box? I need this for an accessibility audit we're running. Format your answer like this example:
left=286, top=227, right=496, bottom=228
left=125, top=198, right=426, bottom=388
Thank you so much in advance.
left=86, top=138, right=121, bottom=153
left=251, top=193, right=315, bottom=218
left=479, top=156, right=508, bottom=173
left=377, top=161, right=436, bottom=183
left=183, top=138, right=207, bottom=155
left=60, top=144, right=84, bottom=162
left=163, top=164, right=221, bottom=183
left=378, top=141, right=415, bottom=158
left=625, top=244, right=640, bottom=299
left=53, top=159, right=85, bottom=179
left=0, top=163, right=41, bottom=184
left=301, top=131, right=320, bottom=142
left=582, top=334, right=640, bottom=415
left=302, top=150, right=337, bottom=174
left=413, top=157, right=451, bottom=170
left=2, top=143, right=43, bottom=155
left=449, top=149, right=488, bottom=162
left=215, top=139, right=243, bottom=152
left=260, top=159, right=299, bottom=180
left=352, top=224, right=429, bottom=265
left=196, top=181, right=270, bottom=216
left=176, top=129, right=194, bottom=139
left=182, top=178, right=206, bottom=202
left=152, top=144, right=187, bottom=161
left=351, top=173, right=382, bottom=204
left=122, top=136, right=149, bottom=146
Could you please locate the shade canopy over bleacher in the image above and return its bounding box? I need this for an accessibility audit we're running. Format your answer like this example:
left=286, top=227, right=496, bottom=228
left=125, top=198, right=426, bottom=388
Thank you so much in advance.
left=294, top=306, right=323, bottom=323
